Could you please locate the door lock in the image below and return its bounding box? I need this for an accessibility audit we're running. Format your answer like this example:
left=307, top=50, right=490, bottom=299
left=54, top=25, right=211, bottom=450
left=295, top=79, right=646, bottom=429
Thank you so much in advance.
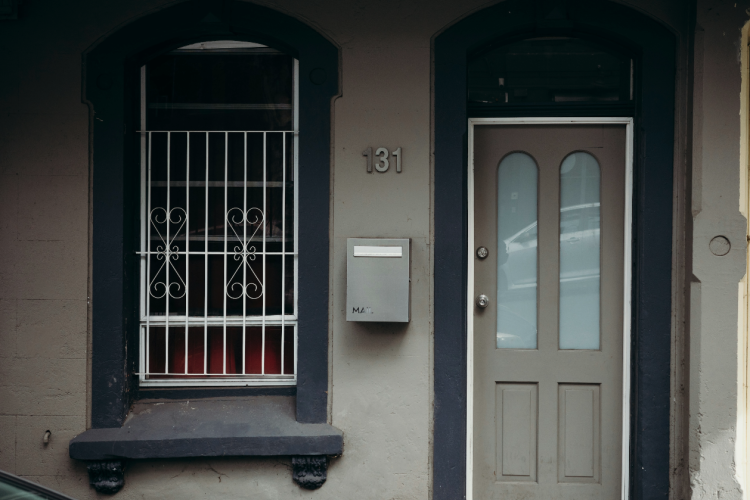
left=476, top=294, right=489, bottom=308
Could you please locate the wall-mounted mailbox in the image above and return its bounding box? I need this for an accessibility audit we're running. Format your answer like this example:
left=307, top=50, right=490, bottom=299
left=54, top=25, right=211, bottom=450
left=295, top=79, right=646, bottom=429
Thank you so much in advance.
left=346, top=238, right=410, bottom=323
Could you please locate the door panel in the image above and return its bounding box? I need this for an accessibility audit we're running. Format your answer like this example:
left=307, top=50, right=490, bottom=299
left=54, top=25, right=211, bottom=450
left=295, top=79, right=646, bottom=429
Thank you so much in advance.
left=495, top=383, right=538, bottom=482
left=472, top=125, right=625, bottom=499
left=558, top=384, right=600, bottom=483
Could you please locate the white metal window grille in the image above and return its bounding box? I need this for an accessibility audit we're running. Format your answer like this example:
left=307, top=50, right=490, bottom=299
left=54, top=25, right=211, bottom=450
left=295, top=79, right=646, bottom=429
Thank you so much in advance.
left=137, top=44, right=298, bottom=387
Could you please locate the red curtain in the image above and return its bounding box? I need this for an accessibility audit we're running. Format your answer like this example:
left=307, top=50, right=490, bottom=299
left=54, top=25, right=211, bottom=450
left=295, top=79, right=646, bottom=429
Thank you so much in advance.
left=148, top=326, right=288, bottom=377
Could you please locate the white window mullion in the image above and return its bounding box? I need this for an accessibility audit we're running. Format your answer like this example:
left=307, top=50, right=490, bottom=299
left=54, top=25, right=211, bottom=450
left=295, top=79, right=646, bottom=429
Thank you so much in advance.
left=139, top=64, right=147, bottom=381
left=204, top=132, right=209, bottom=376
left=262, top=132, right=266, bottom=375
left=281, top=131, right=286, bottom=375
left=293, top=58, right=299, bottom=378
left=139, top=67, right=147, bottom=323
left=146, top=131, right=153, bottom=378
left=139, top=47, right=299, bottom=386
left=242, top=132, right=247, bottom=375
left=165, top=131, right=171, bottom=375
left=185, top=132, right=190, bottom=375
left=223, top=132, right=228, bottom=375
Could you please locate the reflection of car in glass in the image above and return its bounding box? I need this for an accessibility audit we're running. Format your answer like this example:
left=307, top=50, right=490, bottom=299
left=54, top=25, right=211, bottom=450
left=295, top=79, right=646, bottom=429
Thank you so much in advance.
left=499, top=203, right=600, bottom=291
left=0, top=470, right=77, bottom=500
left=496, top=305, right=537, bottom=347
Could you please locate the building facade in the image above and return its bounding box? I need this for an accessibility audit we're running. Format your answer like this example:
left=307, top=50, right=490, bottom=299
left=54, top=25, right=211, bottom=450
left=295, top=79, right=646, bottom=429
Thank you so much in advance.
left=0, top=0, right=748, bottom=498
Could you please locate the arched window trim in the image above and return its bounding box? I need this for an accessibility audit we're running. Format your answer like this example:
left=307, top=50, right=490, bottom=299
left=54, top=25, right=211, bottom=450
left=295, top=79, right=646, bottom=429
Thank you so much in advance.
left=80, top=1, right=339, bottom=429
left=433, top=1, right=676, bottom=498
left=468, top=31, right=637, bottom=64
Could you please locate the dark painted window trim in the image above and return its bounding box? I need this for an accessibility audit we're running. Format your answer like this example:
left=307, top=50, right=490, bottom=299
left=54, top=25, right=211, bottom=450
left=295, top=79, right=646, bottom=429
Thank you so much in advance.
left=82, top=0, right=338, bottom=443
left=433, top=2, right=675, bottom=499
left=137, top=386, right=296, bottom=400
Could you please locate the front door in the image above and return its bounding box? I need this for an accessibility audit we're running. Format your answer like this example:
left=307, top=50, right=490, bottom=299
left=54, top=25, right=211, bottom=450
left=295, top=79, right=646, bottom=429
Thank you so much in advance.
left=471, top=124, right=627, bottom=499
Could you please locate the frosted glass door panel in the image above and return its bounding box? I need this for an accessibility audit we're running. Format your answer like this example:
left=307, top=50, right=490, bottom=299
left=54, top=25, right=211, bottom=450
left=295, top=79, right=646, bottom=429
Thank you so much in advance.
left=559, top=152, right=601, bottom=350
left=497, top=153, right=538, bottom=349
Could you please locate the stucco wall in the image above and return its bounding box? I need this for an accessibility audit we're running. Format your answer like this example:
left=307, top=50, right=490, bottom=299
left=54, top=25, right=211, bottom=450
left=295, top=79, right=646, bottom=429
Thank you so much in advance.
left=0, top=0, right=92, bottom=491
left=0, top=0, right=737, bottom=499
left=690, top=1, right=749, bottom=499
left=0, top=1, right=485, bottom=497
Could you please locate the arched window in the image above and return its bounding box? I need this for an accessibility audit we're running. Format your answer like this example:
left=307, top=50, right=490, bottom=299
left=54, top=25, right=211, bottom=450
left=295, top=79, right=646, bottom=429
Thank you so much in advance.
left=71, top=5, right=341, bottom=492
left=139, top=41, right=298, bottom=386
left=80, top=1, right=338, bottom=430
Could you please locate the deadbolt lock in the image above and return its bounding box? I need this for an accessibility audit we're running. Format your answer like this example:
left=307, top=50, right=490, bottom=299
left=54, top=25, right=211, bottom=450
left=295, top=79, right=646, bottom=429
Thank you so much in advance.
left=476, top=294, right=489, bottom=308
left=476, top=246, right=489, bottom=259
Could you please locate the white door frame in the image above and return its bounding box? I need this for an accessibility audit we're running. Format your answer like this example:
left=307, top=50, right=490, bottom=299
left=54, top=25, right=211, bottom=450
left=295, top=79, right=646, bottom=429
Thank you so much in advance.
left=466, top=116, right=634, bottom=500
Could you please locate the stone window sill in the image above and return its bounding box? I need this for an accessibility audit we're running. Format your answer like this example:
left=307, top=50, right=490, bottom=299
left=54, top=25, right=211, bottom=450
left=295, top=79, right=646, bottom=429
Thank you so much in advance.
left=69, top=396, right=342, bottom=493
left=69, top=396, right=343, bottom=460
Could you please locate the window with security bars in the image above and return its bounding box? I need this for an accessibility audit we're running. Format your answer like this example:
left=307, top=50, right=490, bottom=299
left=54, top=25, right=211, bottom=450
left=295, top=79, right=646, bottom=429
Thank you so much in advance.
left=138, top=41, right=298, bottom=386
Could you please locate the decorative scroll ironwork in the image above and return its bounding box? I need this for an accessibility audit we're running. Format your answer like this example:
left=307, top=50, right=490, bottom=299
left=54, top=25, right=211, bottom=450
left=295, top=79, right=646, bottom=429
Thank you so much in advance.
left=226, top=207, right=265, bottom=300
left=138, top=129, right=297, bottom=384
left=149, top=207, right=187, bottom=299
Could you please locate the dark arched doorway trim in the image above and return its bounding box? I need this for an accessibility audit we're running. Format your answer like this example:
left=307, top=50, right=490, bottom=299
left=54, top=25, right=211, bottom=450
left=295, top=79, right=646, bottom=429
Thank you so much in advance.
left=433, top=2, right=675, bottom=498
left=84, top=1, right=338, bottom=428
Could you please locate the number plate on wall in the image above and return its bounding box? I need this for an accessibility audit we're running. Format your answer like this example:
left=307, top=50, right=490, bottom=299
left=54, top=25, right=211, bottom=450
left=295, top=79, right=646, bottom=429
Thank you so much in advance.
left=346, top=238, right=410, bottom=323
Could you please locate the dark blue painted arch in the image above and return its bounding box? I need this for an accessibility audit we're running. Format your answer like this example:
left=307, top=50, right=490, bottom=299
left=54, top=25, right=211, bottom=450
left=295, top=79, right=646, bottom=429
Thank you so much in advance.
left=85, top=1, right=338, bottom=429
left=433, top=1, right=675, bottom=498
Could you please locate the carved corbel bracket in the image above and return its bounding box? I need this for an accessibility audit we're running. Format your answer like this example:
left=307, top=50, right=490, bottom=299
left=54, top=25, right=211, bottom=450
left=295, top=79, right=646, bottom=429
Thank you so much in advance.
left=292, top=456, right=328, bottom=489
left=85, top=456, right=329, bottom=492
left=87, top=460, right=125, bottom=494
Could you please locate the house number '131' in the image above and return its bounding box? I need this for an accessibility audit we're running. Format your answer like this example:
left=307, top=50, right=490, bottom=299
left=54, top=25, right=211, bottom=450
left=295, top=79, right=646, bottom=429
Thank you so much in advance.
left=362, top=147, right=402, bottom=173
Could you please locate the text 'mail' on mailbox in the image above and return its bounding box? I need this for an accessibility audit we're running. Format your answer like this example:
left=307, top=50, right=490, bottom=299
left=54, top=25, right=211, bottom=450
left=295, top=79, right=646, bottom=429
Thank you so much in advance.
left=346, top=238, right=411, bottom=323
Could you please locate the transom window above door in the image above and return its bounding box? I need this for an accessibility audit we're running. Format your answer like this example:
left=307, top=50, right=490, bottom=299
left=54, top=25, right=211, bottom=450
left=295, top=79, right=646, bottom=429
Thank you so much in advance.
left=138, top=41, right=298, bottom=387
left=468, top=37, right=633, bottom=106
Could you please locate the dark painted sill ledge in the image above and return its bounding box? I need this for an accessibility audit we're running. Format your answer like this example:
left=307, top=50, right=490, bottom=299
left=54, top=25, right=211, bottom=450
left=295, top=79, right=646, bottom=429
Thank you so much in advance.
left=69, top=396, right=343, bottom=460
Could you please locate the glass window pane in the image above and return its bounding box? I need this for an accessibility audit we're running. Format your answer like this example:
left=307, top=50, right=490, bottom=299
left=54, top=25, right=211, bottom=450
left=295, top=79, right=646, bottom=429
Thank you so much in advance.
left=497, top=153, right=538, bottom=349
left=140, top=42, right=298, bottom=386
left=147, top=49, right=294, bottom=131
left=468, top=37, right=632, bottom=106
left=559, top=152, right=601, bottom=350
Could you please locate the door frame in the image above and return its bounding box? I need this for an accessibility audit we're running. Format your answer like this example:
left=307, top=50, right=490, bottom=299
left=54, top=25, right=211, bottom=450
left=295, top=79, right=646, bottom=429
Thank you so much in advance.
left=434, top=5, right=675, bottom=497
left=466, top=116, right=634, bottom=500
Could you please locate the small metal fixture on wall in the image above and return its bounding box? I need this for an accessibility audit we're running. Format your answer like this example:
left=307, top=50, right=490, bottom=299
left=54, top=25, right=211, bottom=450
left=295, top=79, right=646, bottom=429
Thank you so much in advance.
left=346, top=238, right=411, bottom=323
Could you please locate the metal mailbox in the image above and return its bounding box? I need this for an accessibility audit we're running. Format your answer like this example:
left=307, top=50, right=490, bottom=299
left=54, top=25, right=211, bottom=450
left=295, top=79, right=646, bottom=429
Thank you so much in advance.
left=346, top=238, right=410, bottom=323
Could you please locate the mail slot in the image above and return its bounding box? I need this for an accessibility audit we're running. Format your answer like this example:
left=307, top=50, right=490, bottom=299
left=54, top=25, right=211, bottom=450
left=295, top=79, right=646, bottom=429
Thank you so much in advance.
left=346, top=238, right=410, bottom=322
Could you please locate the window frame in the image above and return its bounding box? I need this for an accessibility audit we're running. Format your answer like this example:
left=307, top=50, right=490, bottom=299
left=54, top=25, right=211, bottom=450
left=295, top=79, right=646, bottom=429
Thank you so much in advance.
left=136, top=49, right=301, bottom=387
left=84, top=2, right=338, bottom=428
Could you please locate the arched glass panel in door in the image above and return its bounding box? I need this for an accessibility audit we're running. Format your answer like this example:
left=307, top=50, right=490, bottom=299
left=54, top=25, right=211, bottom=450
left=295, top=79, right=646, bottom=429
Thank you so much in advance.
left=559, top=152, right=601, bottom=350
left=496, top=152, right=538, bottom=349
